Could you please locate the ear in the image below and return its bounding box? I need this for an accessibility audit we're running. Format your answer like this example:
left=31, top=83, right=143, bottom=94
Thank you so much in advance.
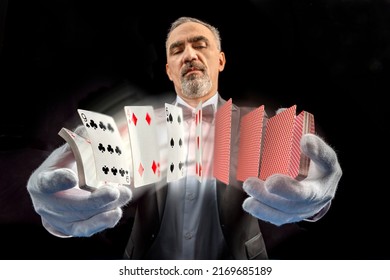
left=166, top=64, right=173, bottom=81
left=218, top=51, right=226, bottom=72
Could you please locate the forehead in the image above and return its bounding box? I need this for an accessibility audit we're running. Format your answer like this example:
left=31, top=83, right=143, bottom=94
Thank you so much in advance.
left=167, top=22, right=216, bottom=46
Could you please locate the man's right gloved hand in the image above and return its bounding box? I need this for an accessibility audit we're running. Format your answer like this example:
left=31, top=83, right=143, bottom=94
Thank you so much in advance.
left=26, top=127, right=133, bottom=238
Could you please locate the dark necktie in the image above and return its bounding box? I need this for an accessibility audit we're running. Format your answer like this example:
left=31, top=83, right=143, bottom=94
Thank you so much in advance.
left=177, top=103, right=215, bottom=123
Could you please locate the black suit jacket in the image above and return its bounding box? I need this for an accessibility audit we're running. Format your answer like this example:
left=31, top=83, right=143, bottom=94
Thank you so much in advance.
left=123, top=96, right=268, bottom=260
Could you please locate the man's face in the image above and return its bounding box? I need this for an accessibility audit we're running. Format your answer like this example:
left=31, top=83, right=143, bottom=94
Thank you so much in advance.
left=165, top=22, right=226, bottom=105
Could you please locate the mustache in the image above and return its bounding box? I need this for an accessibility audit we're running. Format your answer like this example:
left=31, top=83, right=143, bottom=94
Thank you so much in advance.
left=181, top=62, right=206, bottom=76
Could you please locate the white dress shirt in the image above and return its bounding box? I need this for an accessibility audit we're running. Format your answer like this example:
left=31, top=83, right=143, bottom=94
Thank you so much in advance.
left=146, top=93, right=231, bottom=259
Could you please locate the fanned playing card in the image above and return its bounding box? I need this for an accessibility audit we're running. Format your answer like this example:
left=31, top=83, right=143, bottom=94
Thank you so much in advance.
left=58, top=127, right=103, bottom=191
left=213, top=98, right=232, bottom=184
left=259, top=106, right=296, bottom=180
left=259, top=105, right=315, bottom=180
left=124, top=106, right=161, bottom=187
left=165, top=103, right=186, bottom=182
left=236, top=105, right=265, bottom=182
left=291, top=110, right=315, bottom=180
left=194, top=101, right=203, bottom=181
left=77, top=109, right=131, bottom=185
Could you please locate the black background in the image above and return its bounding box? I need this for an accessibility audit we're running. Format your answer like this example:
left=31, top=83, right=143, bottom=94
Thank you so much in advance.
left=0, top=0, right=389, bottom=259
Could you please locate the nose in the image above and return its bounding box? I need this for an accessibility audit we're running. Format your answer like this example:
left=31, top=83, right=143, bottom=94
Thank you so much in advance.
left=182, top=46, right=198, bottom=63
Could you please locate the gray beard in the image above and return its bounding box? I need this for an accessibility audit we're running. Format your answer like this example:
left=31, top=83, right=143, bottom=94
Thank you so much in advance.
left=181, top=74, right=212, bottom=99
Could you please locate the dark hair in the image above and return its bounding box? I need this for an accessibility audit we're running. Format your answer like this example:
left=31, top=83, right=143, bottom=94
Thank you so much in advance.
left=166, top=17, right=222, bottom=51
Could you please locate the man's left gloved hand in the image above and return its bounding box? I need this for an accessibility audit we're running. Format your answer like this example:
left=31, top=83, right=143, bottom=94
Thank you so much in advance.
left=242, top=133, right=342, bottom=226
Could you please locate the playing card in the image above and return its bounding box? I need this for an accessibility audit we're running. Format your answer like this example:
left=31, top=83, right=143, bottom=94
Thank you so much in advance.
left=236, top=105, right=265, bottom=182
left=213, top=98, right=232, bottom=184
left=77, top=109, right=131, bottom=185
left=258, top=105, right=297, bottom=180
left=194, top=101, right=203, bottom=181
left=58, top=127, right=101, bottom=191
left=165, top=103, right=186, bottom=182
left=291, top=110, right=315, bottom=180
left=124, top=106, right=161, bottom=187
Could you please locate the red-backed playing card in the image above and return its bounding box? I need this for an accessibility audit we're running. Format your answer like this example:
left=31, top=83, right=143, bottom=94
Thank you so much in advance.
left=236, top=105, right=265, bottom=182
left=213, top=98, right=232, bottom=185
left=259, top=105, right=314, bottom=180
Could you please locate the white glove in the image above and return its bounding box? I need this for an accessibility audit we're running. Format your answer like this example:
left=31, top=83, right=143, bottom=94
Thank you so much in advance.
left=26, top=126, right=133, bottom=237
left=242, top=133, right=342, bottom=226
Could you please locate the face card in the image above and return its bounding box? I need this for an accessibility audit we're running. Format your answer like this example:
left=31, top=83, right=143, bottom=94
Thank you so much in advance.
left=77, top=109, right=131, bottom=185
left=194, top=101, right=203, bottom=181
left=236, top=105, right=265, bottom=182
left=124, top=106, right=161, bottom=187
left=165, top=103, right=186, bottom=182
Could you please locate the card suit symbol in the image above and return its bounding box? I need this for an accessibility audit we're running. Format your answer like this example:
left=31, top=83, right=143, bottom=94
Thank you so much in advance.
left=107, top=123, right=114, bottom=132
left=102, top=165, right=109, bottom=174
left=89, top=120, right=98, bottom=129
left=169, top=113, right=173, bottom=123
left=111, top=167, right=118, bottom=175
left=107, top=145, right=114, bottom=154
left=145, top=112, right=152, bottom=125
left=132, top=113, right=138, bottom=126
left=138, top=163, right=144, bottom=177
left=98, top=143, right=105, bottom=153
left=99, top=121, right=107, bottom=131
left=177, top=115, right=182, bottom=124
left=179, top=161, right=184, bottom=170
left=151, top=160, right=158, bottom=174
left=119, top=169, right=128, bottom=177
left=197, top=136, right=200, bottom=149
left=115, top=146, right=122, bottom=155
left=179, top=138, right=183, bottom=147
left=170, top=163, right=174, bottom=173
left=170, top=138, right=174, bottom=148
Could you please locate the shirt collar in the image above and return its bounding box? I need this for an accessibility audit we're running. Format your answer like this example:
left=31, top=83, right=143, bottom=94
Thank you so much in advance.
left=175, top=92, right=219, bottom=111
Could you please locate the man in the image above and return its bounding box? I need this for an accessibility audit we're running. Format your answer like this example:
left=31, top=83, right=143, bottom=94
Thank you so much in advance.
left=27, top=17, right=342, bottom=259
